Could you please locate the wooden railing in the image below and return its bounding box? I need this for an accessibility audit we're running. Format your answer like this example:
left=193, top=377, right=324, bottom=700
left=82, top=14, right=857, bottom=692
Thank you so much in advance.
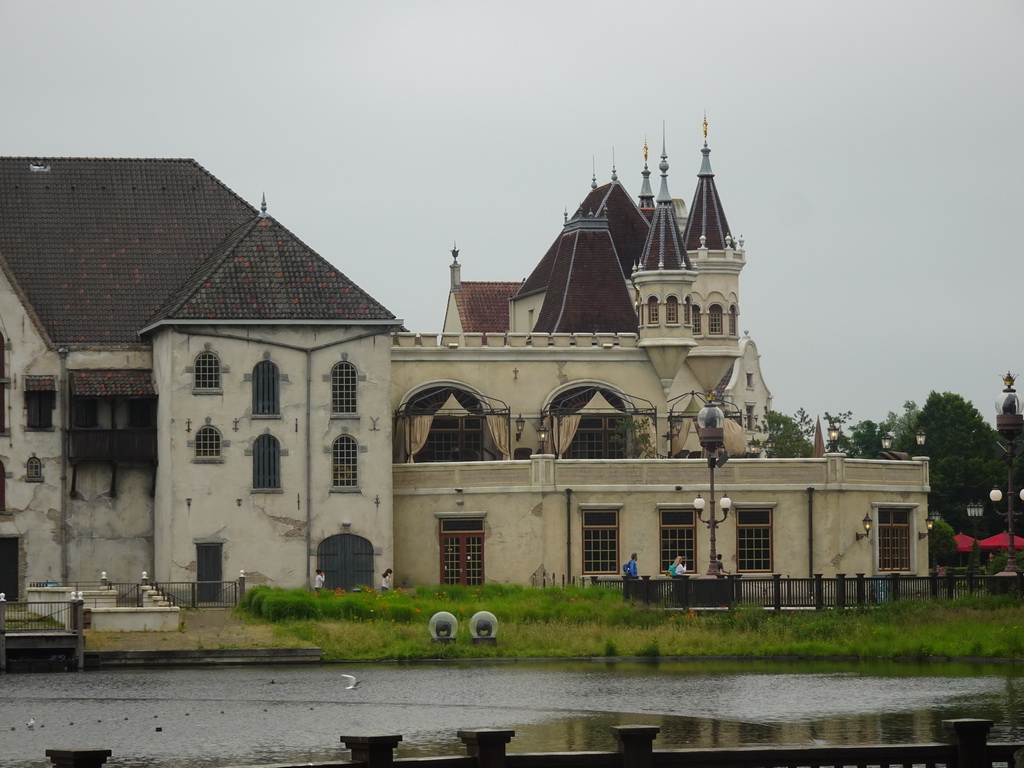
left=68, top=428, right=157, bottom=460
left=614, top=571, right=1023, bottom=609
left=34, top=720, right=1023, bottom=768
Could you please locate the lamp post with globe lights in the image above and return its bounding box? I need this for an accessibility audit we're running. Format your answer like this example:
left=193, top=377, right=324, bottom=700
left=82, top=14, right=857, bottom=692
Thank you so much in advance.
left=694, top=397, right=731, bottom=576
left=991, top=373, right=1023, bottom=576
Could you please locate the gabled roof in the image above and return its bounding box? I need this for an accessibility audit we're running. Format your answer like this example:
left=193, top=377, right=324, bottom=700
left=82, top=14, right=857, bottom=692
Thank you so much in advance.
left=0, top=157, right=256, bottom=345
left=0, top=157, right=397, bottom=344
left=453, top=281, right=519, bottom=333
left=517, top=181, right=649, bottom=299
left=147, top=214, right=396, bottom=326
left=531, top=212, right=638, bottom=334
left=683, top=144, right=734, bottom=251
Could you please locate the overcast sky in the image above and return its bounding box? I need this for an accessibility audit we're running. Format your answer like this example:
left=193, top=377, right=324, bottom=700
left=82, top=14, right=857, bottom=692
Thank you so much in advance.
left=3, top=1, right=1021, bottom=427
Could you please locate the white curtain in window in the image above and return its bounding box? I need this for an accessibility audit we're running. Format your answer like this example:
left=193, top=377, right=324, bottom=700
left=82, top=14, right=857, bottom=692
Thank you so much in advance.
left=406, top=414, right=434, bottom=463
left=485, top=415, right=511, bottom=460
left=555, top=414, right=582, bottom=458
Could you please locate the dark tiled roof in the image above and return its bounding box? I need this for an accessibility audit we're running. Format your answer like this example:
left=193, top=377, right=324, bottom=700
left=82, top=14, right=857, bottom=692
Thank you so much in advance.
left=0, top=158, right=257, bottom=345
left=638, top=199, right=692, bottom=271
left=683, top=145, right=733, bottom=251
left=454, top=282, right=519, bottom=333
left=71, top=369, right=154, bottom=397
left=532, top=213, right=638, bottom=334
left=149, top=215, right=396, bottom=324
left=23, top=375, right=56, bottom=391
left=517, top=182, right=650, bottom=301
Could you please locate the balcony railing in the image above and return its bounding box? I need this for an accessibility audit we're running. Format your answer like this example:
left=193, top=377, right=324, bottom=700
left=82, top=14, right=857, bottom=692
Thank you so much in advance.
left=69, top=429, right=157, bottom=460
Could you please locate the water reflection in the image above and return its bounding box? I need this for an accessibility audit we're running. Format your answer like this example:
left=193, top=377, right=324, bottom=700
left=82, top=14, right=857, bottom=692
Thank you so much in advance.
left=1, top=660, right=1020, bottom=768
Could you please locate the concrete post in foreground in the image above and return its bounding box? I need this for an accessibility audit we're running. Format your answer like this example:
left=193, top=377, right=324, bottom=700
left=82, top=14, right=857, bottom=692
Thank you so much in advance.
left=458, top=729, right=515, bottom=768
left=341, top=734, right=402, bottom=768
left=612, top=725, right=660, bottom=768
left=943, top=718, right=993, bottom=768
left=45, top=749, right=112, bottom=768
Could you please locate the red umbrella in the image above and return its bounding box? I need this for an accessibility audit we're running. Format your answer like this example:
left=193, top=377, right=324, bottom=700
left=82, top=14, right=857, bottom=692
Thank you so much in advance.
left=955, top=533, right=977, bottom=553
left=978, top=532, right=1024, bottom=551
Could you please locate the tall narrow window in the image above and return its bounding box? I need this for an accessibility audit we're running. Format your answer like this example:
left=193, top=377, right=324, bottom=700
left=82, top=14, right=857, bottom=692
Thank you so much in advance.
left=878, top=508, right=910, bottom=571
left=683, top=297, right=692, bottom=326
left=26, top=391, right=56, bottom=429
left=736, top=509, right=773, bottom=572
left=331, top=362, right=357, bottom=414
left=745, top=404, right=756, bottom=430
left=332, top=435, right=358, bottom=488
left=252, top=360, right=280, bottom=415
left=660, top=508, right=695, bottom=572
left=665, top=296, right=679, bottom=325
left=194, top=352, right=221, bottom=391
left=0, top=333, right=5, bottom=432
left=582, top=509, right=618, bottom=574
left=195, top=425, right=222, bottom=459
left=692, top=305, right=702, bottom=334
left=729, top=305, right=738, bottom=336
left=26, top=456, right=43, bottom=482
left=74, top=399, right=98, bottom=428
left=252, top=434, right=281, bottom=489
left=709, top=305, right=724, bottom=335
left=647, top=297, right=659, bottom=325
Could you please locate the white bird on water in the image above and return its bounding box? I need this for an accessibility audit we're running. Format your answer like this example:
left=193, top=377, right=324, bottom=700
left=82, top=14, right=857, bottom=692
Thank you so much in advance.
left=340, top=674, right=360, bottom=690
left=26, top=719, right=35, bottom=730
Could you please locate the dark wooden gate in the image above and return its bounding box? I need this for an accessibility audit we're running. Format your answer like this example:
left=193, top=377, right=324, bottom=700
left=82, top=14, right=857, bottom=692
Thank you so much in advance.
left=196, top=543, right=223, bottom=603
left=317, top=534, right=374, bottom=591
left=0, top=537, right=18, bottom=598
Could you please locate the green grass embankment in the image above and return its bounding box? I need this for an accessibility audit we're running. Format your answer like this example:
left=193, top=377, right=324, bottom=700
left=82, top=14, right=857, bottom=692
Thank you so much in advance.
left=236, top=584, right=1024, bottom=662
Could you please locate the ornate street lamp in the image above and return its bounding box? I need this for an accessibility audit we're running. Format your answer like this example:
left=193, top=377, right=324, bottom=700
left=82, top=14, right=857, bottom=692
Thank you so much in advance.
left=916, top=429, right=927, bottom=452
left=966, top=500, right=984, bottom=538
left=991, top=372, right=1024, bottom=575
left=694, top=398, right=731, bottom=576
left=881, top=432, right=893, bottom=451
left=827, top=423, right=841, bottom=453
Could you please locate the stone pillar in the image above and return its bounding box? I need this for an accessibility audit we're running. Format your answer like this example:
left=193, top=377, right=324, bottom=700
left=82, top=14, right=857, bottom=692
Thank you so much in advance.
left=45, top=749, right=112, bottom=768
left=458, top=729, right=515, bottom=768
left=612, top=725, right=659, bottom=768
left=341, top=734, right=402, bottom=768
left=943, top=718, right=993, bottom=768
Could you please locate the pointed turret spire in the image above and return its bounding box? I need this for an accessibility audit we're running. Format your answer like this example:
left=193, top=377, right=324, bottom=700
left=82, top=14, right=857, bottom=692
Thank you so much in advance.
left=656, top=129, right=672, bottom=204
left=638, top=138, right=654, bottom=211
left=683, top=117, right=734, bottom=251
left=260, top=193, right=268, bottom=218
left=591, top=156, right=597, bottom=190
left=637, top=130, right=691, bottom=271
left=611, top=148, right=618, bottom=182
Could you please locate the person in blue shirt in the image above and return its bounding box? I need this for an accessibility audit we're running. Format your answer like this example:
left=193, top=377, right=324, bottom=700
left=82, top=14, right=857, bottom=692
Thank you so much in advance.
left=623, top=552, right=638, bottom=579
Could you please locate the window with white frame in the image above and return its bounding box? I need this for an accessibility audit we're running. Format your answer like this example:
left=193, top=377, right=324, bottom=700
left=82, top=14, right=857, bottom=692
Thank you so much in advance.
left=331, top=361, right=357, bottom=414
left=195, top=425, right=222, bottom=459
left=194, top=352, right=221, bottom=391
left=332, top=435, right=358, bottom=488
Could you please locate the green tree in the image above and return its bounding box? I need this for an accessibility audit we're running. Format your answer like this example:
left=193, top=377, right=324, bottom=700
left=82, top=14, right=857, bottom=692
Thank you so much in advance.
left=610, top=416, right=657, bottom=458
left=928, top=519, right=957, bottom=567
left=763, top=410, right=812, bottom=458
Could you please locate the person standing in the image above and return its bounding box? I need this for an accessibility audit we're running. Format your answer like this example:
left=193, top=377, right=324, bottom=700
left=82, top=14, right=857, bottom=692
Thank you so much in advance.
left=380, top=568, right=393, bottom=592
left=314, top=569, right=325, bottom=592
left=623, top=552, right=638, bottom=579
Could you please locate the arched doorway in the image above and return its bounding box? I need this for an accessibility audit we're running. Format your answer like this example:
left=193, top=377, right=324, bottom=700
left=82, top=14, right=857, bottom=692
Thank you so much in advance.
left=317, top=534, right=374, bottom=591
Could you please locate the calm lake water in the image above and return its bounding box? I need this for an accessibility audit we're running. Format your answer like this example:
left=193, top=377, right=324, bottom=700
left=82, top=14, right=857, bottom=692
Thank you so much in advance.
left=2, top=660, right=1022, bottom=767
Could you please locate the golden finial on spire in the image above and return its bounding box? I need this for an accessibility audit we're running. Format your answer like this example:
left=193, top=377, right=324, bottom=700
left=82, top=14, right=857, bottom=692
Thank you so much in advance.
left=702, top=112, right=708, bottom=140
left=643, top=138, right=649, bottom=164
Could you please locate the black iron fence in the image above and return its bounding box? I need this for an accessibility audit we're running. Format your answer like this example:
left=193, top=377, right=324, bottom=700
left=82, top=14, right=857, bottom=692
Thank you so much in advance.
left=27, top=577, right=245, bottom=609
left=0, top=599, right=75, bottom=631
left=153, top=580, right=240, bottom=608
left=609, top=571, right=1023, bottom=609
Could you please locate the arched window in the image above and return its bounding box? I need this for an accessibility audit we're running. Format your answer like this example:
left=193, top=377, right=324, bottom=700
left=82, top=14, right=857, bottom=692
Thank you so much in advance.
left=402, top=385, right=487, bottom=463
left=646, top=296, right=659, bottom=325
left=26, top=456, right=43, bottom=482
left=332, top=436, right=358, bottom=488
left=548, top=386, right=635, bottom=460
left=252, top=434, right=281, bottom=489
left=683, top=297, right=692, bottom=326
left=729, top=305, right=738, bottom=336
left=194, top=352, right=221, bottom=391
left=332, top=362, right=357, bottom=414
left=665, top=296, right=679, bottom=325
left=709, top=305, right=724, bottom=335
left=692, top=305, right=702, bottom=334
left=195, top=425, right=222, bottom=459
left=252, top=360, right=280, bottom=415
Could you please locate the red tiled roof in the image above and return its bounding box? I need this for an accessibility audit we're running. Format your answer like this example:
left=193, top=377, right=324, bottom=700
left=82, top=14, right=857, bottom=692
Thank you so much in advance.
left=532, top=213, right=638, bottom=334
left=683, top=145, right=733, bottom=251
left=70, top=369, right=154, bottom=397
left=454, top=282, right=518, bottom=333
left=23, top=375, right=56, bottom=391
